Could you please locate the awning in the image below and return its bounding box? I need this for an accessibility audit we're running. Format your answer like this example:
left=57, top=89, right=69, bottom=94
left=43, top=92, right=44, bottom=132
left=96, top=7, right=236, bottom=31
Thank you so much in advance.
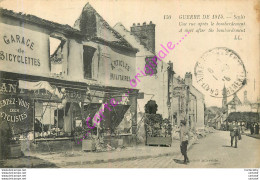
left=83, top=103, right=102, bottom=127
left=19, top=80, right=63, bottom=99
left=226, top=112, right=260, bottom=123
left=101, top=104, right=130, bottom=132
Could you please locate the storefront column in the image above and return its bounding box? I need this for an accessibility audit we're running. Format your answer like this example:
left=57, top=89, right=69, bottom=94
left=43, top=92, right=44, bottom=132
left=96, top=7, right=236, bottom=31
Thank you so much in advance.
left=33, top=99, right=35, bottom=143
left=131, top=91, right=138, bottom=135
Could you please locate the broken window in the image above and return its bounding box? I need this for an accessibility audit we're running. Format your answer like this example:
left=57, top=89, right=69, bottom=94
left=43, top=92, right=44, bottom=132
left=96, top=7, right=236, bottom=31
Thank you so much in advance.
left=83, top=46, right=96, bottom=79
left=49, top=35, right=66, bottom=77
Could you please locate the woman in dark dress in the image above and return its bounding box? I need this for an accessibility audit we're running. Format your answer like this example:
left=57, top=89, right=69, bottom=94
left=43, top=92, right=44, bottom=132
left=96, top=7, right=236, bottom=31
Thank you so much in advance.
left=250, top=123, right=255, bottom=135
left=255, top=123, right=259, bottom=134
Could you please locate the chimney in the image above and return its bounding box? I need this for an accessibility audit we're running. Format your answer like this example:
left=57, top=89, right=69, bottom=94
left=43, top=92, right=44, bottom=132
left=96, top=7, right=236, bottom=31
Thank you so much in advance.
left=130, top=21, right=155, bottom=53
left=168, top=61, right=173, bottom=71
left=185, top=72, right=192, bottom=86
left=167, top=61, right=175, bottom=75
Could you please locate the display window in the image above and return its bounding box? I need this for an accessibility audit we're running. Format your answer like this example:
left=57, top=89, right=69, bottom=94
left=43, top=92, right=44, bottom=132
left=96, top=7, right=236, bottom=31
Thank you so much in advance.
left=34, top=101, right=72, bottom=139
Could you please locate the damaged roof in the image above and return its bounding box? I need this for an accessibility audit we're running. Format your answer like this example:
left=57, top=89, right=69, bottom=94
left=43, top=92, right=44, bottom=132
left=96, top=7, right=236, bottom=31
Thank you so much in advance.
left=74, top=3, right=138, bottom=52
left=114, top=22, right=154, bottom=55
left=0, top=8, right=84, bottom=38
left=0, top=3, right=138, bottom=52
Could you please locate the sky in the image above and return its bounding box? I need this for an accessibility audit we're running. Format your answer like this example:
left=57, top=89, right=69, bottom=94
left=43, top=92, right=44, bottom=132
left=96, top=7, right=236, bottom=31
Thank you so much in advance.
left=0, top=0, right=259, bottom=107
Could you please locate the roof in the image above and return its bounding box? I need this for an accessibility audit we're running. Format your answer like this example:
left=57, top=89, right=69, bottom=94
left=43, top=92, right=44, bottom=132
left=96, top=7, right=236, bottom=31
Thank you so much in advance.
left=206, top=106, right=222, bottom=114
left=0, top=5, right=137, bottom=53
left=227, top=94, right=242, bottom=105
left=114, top=22, right=170, bottom=73
left=226, top=112, right=260, bottom=122
left=0, top=8, right=84, bottom=38
left=114, top=22, right=154, bottom=55
left=189, top=85, right=205, bottom=100
left=74, top=3, right=138, bottom=52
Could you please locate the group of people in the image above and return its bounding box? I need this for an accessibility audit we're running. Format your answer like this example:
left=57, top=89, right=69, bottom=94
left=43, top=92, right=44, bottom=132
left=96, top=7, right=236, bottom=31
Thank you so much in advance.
left=249, top=123, right=259, bottom=135
left=178, top=120, right=248, bottom=164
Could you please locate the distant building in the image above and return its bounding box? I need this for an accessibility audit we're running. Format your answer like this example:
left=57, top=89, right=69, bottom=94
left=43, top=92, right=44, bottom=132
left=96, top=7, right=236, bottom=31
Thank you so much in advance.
left=184, top=72, right=205, bottom=129
left=222, top=89, right=260, bottom=127
left=227, top=91, right=258, bottom=114
left=169, top=71, right=205, bottom=129
left=205, top=106, right=223, bottom=129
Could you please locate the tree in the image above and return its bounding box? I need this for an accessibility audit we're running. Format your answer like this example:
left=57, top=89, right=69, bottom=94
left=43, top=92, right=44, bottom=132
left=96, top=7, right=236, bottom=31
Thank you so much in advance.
left=145, top=100, right=158, bottom=114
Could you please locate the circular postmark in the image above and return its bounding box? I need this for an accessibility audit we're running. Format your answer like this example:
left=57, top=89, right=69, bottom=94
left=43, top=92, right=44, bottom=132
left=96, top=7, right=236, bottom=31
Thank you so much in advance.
left=194, top=47, right=246, bottom=98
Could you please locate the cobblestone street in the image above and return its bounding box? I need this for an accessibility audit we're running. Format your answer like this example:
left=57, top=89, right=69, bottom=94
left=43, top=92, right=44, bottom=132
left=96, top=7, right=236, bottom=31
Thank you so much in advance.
left=64, top=131, right=260, bottom=168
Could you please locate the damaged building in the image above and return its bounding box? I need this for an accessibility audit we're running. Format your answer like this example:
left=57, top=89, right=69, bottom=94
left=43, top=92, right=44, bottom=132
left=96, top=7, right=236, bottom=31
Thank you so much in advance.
left=0, top=3, right=139, bottom=156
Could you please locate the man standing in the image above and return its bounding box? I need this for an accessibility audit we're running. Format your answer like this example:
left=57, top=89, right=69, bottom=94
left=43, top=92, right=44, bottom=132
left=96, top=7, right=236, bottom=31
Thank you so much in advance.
left=230, top=121, right=239, bottom=148
left=179, top=120, right=190, bottom=164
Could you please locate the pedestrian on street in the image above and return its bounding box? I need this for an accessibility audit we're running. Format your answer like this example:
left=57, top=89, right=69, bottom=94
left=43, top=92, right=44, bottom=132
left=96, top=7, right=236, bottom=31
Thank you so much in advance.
left=230, top=121, right=239, bottom=148
left=238, top=122, right=242, bottom=140
left=255, top=123, right=259, bottom=135
left=226, top=123, right=230, bottom=132
left=179, top=120, right=190, bottom=164
left=250, top=123, right=254, bottom=135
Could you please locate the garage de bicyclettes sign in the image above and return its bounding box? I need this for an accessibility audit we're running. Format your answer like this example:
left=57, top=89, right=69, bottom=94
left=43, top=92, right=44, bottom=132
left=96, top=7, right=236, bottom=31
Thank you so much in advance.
left=0, top=22, right=51, bottom=77
left=1, top=34, right=40, bottom=66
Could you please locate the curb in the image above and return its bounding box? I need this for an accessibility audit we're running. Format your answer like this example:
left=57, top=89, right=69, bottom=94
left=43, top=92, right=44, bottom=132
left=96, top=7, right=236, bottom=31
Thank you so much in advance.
left=61, top=152, right=176, bottom=167
left=1, top=139, right=199, bottom=168
left=245, top=134, right=260, bottom=139
left=58, top=139, right=198, bottom=167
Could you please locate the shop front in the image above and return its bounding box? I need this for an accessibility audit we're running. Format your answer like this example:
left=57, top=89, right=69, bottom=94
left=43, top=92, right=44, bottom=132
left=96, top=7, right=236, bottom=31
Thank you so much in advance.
left=0, top=71, right=138, bottom=157
left=0, top=6, right=138, bottom=158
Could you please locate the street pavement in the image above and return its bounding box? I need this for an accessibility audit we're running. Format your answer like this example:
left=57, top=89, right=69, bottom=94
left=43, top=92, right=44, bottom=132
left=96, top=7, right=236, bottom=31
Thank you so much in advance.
left=64, top=131, right=260, bottom=168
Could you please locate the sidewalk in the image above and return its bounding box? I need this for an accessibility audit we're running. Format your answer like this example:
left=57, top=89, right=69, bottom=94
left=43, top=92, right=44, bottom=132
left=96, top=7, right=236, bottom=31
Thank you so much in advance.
left=245, top=133, right=260, bottom=139
left=1, top=139, right=197, bottom=168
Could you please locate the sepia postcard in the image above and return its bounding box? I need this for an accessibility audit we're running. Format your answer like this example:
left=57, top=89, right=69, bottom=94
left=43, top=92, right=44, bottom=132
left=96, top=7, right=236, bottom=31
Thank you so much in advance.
left=0, top=0, right=259, bottom=172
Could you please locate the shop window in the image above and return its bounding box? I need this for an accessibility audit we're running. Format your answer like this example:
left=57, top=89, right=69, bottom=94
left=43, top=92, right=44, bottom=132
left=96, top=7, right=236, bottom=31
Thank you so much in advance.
left=34, top=102, right=70, bottom=138
left=49, top=36, right=66, bottom=78
left=83, top=46, right=96, bottom=79
left=145, top=56, right=158, bottom=75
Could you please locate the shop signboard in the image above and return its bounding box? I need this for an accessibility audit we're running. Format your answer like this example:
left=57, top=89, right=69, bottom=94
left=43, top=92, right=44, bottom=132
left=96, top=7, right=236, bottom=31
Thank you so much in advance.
left=100, top=51, right=136, bottom=89
left=0, top=79, right=86, bottom=102
left=0, top=22, right=50, bottom=77
left=0, top=95, right=33, bottom=134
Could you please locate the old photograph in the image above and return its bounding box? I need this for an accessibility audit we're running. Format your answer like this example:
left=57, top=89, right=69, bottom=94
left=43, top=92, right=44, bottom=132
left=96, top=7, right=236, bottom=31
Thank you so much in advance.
left=0, top=0, right=259, bottom=171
